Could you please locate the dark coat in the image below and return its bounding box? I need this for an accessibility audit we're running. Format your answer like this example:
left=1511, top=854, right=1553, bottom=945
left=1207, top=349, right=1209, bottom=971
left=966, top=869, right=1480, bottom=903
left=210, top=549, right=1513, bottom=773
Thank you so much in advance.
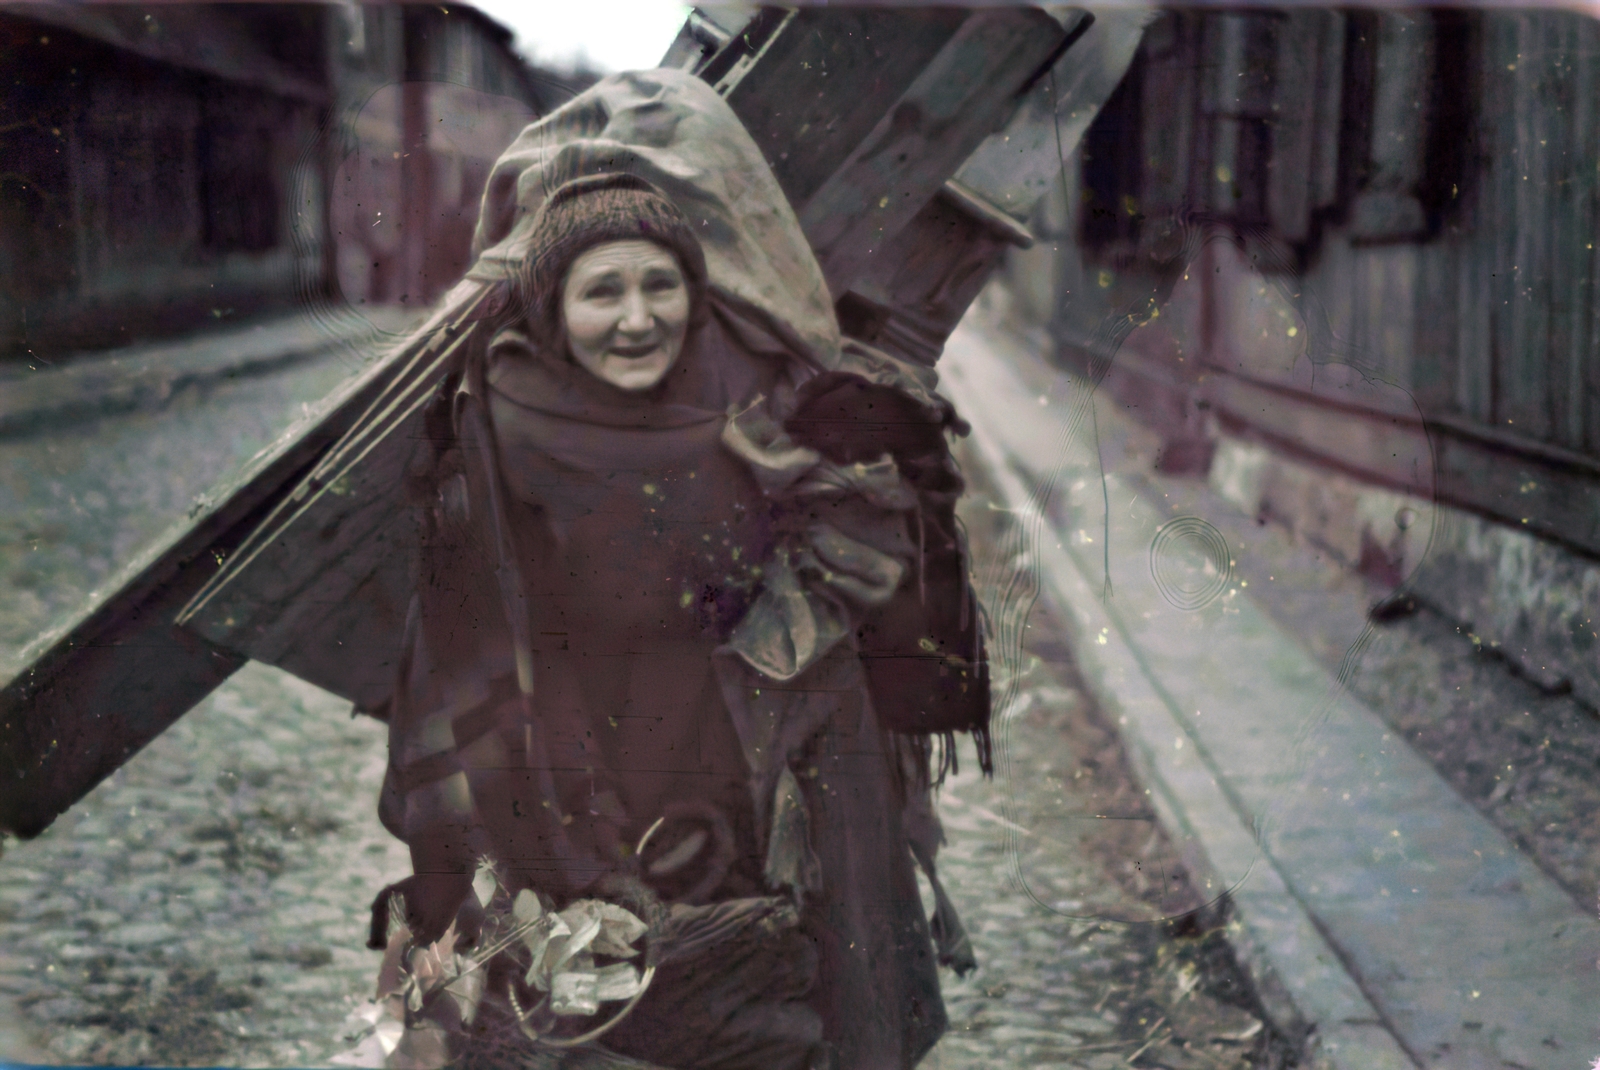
left=379, top=311, right=970, bottom=1069
left=370, top=68, right=983, bottom=1070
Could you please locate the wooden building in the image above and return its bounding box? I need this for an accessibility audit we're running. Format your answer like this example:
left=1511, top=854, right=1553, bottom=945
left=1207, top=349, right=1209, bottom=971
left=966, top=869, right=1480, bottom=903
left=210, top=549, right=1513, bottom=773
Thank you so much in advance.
left=1009, top=7, right=1600, bottom=701
left=0, top=3, right=579, bottom=363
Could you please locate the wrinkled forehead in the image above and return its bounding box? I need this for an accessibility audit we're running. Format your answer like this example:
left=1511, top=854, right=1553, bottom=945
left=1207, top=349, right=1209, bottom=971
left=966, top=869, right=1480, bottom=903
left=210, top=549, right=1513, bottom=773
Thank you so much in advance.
left=564, top=239, right=684, bottom=284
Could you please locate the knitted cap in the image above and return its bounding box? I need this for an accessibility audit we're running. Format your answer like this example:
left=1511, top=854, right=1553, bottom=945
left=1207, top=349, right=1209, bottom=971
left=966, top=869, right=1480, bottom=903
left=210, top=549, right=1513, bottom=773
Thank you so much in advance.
left=518, top=173, right=709, bottom=345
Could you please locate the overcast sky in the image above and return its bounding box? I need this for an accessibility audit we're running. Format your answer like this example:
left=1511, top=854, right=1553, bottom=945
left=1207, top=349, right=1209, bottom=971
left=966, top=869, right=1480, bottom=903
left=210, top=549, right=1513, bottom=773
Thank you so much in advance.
left=468, top=0, right=694, bottom=73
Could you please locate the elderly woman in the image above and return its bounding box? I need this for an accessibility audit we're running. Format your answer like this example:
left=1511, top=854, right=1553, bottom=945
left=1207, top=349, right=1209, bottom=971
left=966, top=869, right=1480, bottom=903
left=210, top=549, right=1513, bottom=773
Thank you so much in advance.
left=369, top=70, right=985, bottom=1070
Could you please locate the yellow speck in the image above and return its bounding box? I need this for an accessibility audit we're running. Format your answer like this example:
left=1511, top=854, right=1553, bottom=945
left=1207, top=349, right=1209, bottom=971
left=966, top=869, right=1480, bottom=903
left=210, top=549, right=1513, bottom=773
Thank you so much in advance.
left=679, top=590, right=693, bottom=608
left=1287, top=326, right=1298, bottom=337
left=643, top=483, right=656, bottom=496
left=1097, top=270, right=1113, bottom=289
left=878, top=196, right=889, bottom=209
left=1215, top=164, right=1233, bottom=183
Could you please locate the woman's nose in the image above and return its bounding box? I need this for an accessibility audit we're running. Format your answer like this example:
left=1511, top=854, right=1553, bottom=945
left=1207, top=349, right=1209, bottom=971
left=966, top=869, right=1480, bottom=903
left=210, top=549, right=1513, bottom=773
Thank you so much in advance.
left=618, top=287, right=653, bottom=334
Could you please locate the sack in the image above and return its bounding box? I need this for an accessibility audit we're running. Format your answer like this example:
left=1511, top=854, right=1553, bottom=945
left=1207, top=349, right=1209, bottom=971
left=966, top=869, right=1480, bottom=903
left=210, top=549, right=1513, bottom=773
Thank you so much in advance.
left=784, top=373, right=991, bottom=773
left=854, top=534, right=988, bottom=739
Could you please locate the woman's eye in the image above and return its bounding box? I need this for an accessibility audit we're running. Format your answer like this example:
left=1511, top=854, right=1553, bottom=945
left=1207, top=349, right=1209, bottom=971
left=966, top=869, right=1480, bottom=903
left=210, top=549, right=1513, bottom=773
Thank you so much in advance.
left=583, top=281, right=623, bottom=300
left=643, top=273, right=682, bottom=294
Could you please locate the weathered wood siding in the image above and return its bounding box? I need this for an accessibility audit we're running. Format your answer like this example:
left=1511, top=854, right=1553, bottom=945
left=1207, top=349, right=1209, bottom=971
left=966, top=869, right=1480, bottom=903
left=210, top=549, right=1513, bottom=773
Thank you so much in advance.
left=1033, top=8, right=1600, bottom=556
left=0, top=10, right=326, bottom=358
left=0, top=3, right=565, bottom=361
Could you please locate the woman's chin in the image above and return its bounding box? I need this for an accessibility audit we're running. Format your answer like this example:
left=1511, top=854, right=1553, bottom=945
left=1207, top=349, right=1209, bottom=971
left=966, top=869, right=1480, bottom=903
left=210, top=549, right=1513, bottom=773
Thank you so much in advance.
left=597, top=352, right=675, bottom=391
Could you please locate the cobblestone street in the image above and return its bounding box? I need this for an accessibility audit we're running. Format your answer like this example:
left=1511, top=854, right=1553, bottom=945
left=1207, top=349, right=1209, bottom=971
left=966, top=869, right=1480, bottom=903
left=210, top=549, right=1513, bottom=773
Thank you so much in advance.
left=1, top=348, right=411, bottom=1065
left=0, top=338, right=385, bottom=683
left=1, top=349, right=1291, bottom=1068
left=926, top=440, right=1289, bottom=1070
left=0, top=663, right=406, bottom=1066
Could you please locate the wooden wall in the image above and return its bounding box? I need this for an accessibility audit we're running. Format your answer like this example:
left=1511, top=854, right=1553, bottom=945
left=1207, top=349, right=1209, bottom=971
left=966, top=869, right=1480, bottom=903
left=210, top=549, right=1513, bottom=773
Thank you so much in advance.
left=1036, top=8, right=1600, bottom=557
left=0, top=9, right=326, bottom=359
left=0, top=3, right=568, bottom=361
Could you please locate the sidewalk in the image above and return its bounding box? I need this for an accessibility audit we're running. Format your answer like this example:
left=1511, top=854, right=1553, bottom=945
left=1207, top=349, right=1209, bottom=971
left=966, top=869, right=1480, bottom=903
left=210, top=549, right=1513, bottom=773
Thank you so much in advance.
left=0, top=307, right=419, bottom=438
left=940, top=296, right=1600, bottom=1070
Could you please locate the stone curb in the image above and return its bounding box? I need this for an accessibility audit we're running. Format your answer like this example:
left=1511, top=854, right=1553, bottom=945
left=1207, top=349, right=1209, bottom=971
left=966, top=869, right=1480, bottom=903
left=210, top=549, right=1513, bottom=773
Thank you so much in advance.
left=953, top=395, right=1415, bottom=1070
left=939, top=304, right=1600, bottom=1070
left=0, top=308, right=418, bottom=439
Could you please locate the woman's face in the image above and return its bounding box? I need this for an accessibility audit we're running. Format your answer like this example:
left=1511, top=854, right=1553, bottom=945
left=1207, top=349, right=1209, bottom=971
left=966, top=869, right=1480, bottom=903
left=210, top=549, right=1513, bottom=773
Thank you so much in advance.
left=561, top=239, right=691, bottom=392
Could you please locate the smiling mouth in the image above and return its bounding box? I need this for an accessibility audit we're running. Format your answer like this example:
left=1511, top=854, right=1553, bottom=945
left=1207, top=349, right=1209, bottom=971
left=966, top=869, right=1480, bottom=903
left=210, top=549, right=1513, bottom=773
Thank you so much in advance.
left=609, top=342, right=661, bottom=359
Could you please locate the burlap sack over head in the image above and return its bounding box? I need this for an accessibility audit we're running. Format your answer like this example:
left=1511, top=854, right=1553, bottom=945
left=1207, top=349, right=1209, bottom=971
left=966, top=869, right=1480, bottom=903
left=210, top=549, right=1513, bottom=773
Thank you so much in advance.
left=468, top=67, right=841, bottom=373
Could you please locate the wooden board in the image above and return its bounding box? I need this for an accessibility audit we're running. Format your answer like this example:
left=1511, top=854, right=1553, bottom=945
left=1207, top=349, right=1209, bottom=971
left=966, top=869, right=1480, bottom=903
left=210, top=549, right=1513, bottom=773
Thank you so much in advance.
left=0, top=286, right=498, bottom=835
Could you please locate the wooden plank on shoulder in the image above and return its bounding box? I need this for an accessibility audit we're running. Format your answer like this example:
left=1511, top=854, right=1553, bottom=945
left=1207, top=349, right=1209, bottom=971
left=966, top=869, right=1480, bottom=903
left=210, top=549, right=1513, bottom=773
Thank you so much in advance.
left=797, top=7, right=1069, bottom=297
